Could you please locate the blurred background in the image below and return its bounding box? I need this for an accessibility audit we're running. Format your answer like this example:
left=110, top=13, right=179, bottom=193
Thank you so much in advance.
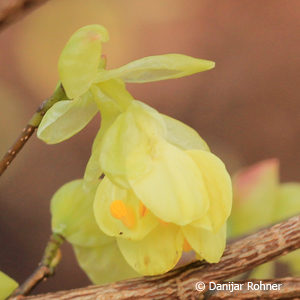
left=0, top=0, right=299, bottom=294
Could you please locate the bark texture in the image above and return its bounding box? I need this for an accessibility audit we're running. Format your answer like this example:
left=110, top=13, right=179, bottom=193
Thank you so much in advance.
left=23, top=215, right=300, bottom=300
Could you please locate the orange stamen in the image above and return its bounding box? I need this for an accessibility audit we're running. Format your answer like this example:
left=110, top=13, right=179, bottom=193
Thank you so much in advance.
left=110, top=200, right=127, bottom=219
left=110, top=200, right=136, bottom=229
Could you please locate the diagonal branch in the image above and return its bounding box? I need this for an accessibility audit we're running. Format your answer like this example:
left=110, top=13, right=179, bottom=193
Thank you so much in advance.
left=0, top=84, right=66, bottom=177
left=0, top=0, right=49, bottom=32
left=9, top=233, right=64, bottom=298
left=24, top=215, right=300, bottom=299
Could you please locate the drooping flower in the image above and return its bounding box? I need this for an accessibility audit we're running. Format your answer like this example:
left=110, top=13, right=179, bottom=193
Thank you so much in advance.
left=229, top=159, right=300, bottom=277
left=93, top=100, right=232, bottom=275
left=37, top=24, right=215, bottom=145
left=0, top=271, right=18, bottom=300
left=50, top=179, right=138, bottom=284
left=42, top=23, right=231, bottom=281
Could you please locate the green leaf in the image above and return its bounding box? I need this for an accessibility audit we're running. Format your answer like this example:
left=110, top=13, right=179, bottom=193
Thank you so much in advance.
left=51, top=179, right=113, bottom=247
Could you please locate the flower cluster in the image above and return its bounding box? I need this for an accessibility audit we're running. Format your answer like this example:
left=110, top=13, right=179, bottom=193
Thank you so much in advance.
left=42, top=25, right=232, bottom=283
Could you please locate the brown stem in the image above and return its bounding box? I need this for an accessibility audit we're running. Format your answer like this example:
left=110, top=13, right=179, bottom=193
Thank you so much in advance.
left=0, top=0, right=49, bottom=32
left=0, top=84, right=66, bottom=177
left=24, top=215, right=300, bottom=300
left=9, top=233, right=64, bottom=298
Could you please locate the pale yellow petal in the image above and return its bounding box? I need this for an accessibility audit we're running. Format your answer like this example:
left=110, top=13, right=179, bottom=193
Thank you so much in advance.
left=129, top=141, right=209, bottom=225
left=187, top=149, right=232, bottom=231
left=95, top=79, right=133, bottom=111
left=162, top=114, right=210, bottom=151
left=117, top=224, right=183, bottom=275
left=83, top=128, right=104, bottom=185
left=58, top=25, right=109, bottom=98
left=182, top=224, right=226, bottom=263
left=99, top=101, right=165, bottom=188
left=73, top=242, right=138, bottom=284
left=191, top=214, right=213, bottom=231
left=37, top=92, right=98, bottom=144
left=94, top=54, right=214, bottom=83
left=84, top=83, right=126, bottom=184
left=94, top=177, right=159, bottom=240
left=51, top=179, right=112, bottom=247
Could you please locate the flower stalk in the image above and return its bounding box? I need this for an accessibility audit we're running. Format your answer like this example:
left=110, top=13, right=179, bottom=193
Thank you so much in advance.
left=9, top=233, right=64, bottom=298
left=0, top=84, right=66, bottom=177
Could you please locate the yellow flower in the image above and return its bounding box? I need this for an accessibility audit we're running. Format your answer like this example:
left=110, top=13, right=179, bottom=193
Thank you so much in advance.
left=50, top=179, right=138, bottom=284
left=37, top=24, right=215, bottom=145
left=93, top=101, right=232, bottom=275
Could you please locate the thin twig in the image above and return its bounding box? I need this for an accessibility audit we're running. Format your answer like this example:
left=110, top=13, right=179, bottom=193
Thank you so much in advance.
left=0, top=84, right=66, bottom=177
left=24, top=215, right=300, bottom=299
left=9, top=233, right=64, bottom=298
left=0, top=0, right=49, bottom=32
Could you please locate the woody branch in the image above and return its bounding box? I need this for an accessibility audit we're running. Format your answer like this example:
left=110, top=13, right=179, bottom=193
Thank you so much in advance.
left=22, top=215, right=300, bottom=300
left=0, top=0, right=49, bottom=32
